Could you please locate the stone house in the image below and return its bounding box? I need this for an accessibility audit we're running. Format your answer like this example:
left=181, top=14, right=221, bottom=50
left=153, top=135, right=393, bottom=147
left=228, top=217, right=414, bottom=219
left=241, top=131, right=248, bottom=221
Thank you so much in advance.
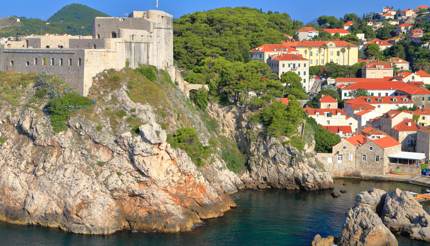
left=267, top=54, right=310, bottom=92
left=319, top=95, right=338, bottom=109
left=362, top=61, right=394, bottom=79
left=416, top=128, right=430, bottom=159
left=305, top=108, right=358, bottom=133
left=388, top=57, right=410, bottom=71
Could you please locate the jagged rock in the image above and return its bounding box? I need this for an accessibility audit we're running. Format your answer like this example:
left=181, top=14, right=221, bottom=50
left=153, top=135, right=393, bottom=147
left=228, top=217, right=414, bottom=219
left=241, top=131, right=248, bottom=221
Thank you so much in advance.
left=311, top=234, right=334, bottom=246
left=380, top=189, right=430, bottom=242
left=139, top=121, right=167, bottom=145
left=338, top=206, right=398, bottom=246
left=242, top=136, right=333, bottom=190
left=355, top=188, right=387, bottom=211
left=331, top=190, right=341, bottom=198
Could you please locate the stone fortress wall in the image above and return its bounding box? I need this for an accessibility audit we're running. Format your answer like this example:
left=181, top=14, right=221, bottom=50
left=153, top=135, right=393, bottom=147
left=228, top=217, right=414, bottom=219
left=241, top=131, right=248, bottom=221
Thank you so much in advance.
left=0, top=10, right=174, bottom=96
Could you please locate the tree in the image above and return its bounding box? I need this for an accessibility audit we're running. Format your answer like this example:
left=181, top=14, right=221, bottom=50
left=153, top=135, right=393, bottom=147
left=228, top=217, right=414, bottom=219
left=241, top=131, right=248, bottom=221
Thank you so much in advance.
left=281, top=72, right=307, bottom=100
left=317, top=16, right=343, bottom=28
left=365, top=44, right=383, bottom=59
left=190, top=88, right=209, bottom=110
left=352, top=89, right=369, bottom=97
left=307, top=117, right=341, bottom=153
left=384, top=44, right=406, bottom=59
left=308, top=88, right=340, bottom=107
left=376, top=24, right=396, bottom=40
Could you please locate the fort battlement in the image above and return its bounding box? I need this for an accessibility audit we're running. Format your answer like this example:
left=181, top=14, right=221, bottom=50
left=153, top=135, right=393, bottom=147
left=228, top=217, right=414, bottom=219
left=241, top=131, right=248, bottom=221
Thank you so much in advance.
left=0, top=10, right=173, bottom=96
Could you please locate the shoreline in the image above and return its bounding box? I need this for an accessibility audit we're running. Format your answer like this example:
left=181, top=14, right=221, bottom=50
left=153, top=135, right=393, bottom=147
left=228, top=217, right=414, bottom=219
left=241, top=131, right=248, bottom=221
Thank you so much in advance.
left=333, top=175, right=430, bottom=188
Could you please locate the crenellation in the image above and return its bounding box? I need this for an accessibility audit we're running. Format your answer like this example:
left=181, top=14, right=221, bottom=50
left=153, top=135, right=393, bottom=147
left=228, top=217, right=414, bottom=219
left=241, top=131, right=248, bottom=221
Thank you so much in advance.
left=0, top=9, right=174, bottom=96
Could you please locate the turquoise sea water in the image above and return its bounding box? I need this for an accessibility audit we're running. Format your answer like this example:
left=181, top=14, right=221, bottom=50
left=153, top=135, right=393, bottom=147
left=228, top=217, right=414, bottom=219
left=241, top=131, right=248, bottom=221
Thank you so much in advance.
left=0, top=179, right=428, bottom=246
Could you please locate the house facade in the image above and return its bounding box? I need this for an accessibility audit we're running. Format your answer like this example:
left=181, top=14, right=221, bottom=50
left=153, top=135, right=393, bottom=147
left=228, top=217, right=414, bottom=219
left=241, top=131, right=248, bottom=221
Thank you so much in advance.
left=267, top=54, right=310, bottom=92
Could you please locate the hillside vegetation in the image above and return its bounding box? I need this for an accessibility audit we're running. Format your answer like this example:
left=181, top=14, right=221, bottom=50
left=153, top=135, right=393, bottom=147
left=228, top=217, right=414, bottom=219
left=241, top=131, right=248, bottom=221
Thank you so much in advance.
left=0, top=4, right=108, bottom=37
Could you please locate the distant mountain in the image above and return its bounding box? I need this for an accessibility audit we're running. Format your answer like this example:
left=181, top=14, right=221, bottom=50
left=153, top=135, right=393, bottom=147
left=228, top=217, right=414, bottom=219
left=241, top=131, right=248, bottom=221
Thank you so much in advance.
left=48, top=3, right=109, bottom=34
left=0, top=3, right=109, bottom=37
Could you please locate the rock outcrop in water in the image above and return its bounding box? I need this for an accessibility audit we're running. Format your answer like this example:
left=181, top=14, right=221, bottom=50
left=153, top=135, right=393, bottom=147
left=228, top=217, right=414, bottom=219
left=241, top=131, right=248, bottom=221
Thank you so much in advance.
left=330, top=188, right=430, bottom=245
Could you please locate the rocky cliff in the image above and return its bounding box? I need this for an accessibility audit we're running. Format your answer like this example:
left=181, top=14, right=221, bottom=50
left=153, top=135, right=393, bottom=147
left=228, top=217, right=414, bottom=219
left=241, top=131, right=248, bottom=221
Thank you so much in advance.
left=0, top=68, right=333, bottom=234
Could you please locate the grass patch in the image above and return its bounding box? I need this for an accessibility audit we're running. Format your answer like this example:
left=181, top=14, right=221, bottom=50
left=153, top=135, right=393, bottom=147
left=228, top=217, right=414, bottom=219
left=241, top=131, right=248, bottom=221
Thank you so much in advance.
left=0, top=72, right=36, bottom=106
left=0, top=137, right=6, bottom=145
left=136, top=65, right=157, bottom=81
left=288, top=135, right=305, bottom=151
left=127, top=115, right=143, bottom=135
left=167, top=128, right=210, bottom=167
left=220, top=137, right=246, bottom=173
left=46, top=93, right=94, bottom=133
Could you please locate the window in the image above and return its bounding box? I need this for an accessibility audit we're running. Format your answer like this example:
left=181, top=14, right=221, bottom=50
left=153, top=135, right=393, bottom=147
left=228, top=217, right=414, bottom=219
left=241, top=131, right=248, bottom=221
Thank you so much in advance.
left=50, top=58, right=55, bottom=66
left=337, top=155, right=343, bottom=161
left=9, top=60, right=14, bottom=66
left=68, top=58, right=72, bottom=66
left=369, top=146, right=374, bottom=151
left=59, top=58, right=63, bottom=66
left=42, top=57, right=47, bottom=66
left=111, top=32, right=118, bottom=38
left=93, top=44, right=97, bottom=49
left=362, top=155, right=367, bottom=161
left=26, top=61, right=30, bottom=67
left=349, top=154, right=353, bottom=161
left=78, top=58, right=82, bottom=66
left=375, top=155, right=380, bottom=162
left=46, top=45, right=50, bottom=48
left=97, top=34, right=101, bottom=39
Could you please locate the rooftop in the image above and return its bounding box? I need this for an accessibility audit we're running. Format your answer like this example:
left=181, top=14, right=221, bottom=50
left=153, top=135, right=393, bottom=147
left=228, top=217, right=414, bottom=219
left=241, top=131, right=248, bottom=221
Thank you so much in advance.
left=365, top=61, right=393, bottom=69
left=346, top=96, right=412, bottom=105
left=304, top=107, right=346, bottom=116
left=323, top=28, right=350, bottom=34
left=282, top=40, right=356, bottom=48
left=393, top=119, right=419, bottom=132
left=323, top=125, right=352, bottom=134
left=298, top=26, right=317, bottom=32
left=272, top=54, right=307, bottom=61
left=251, top=44, right=296, bottom=53
left=319, top=95, right=337, bottom=103
left=342, top=81, right=430, bottom=95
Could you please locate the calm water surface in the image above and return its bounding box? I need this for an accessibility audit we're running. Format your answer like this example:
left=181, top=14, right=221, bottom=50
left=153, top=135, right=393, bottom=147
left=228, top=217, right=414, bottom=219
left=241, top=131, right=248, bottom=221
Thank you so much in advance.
left=0, top=179, right=429, bottom=246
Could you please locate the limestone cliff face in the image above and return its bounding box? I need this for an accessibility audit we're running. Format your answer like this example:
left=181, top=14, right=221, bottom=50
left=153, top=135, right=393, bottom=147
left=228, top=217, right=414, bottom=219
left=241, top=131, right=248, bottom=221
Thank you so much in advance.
left=0, top=77, right=237, bottom=235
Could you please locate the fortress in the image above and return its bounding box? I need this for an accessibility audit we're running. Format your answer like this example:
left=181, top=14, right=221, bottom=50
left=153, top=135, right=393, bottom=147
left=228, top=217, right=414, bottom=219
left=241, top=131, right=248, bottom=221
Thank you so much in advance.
left=0, top=10, right=174, bottom=96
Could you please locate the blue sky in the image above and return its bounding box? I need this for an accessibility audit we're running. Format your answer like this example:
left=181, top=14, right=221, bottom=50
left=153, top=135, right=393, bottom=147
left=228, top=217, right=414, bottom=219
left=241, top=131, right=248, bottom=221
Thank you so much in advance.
left=2, top=0, right=429, bottom=22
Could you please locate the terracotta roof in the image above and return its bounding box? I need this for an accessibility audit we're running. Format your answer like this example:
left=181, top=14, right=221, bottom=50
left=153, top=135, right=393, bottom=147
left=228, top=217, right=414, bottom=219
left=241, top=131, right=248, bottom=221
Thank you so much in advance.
left=346, top=96, right=412, bottom=105
left=417, top=5, right=430, bottom=10
left=323, top=125, right=352, bottom=134
left=393, top=119, right=419, bottom=132
left=388, top=57, right=408, bottom=64
left=335, top=77, right=393, bottom=84
left=399, top=23, right=413, bottom=28
left=355, top=109, right=374, bottom=116
left=346, top=102, right=375, bottom=111
left=298, top=26, right=317, bottom=32
left=365, top=61, right=393, bottom=69
left=413, top=109, right=430, bottom=115
left=319, top=95, right=337, bottom=103
left=344, top=21, right=353, bottom=27
left=278, top=98, right=289, bottom=105
left=304, top=108, right=346, bottom=116
left=362, top=127, right=386, bottom=136
left=323, top=28, right=350, bottom=34
left=371, top=136, right=400, bottom=148
left=342, top=81, right=430, bottom=95
left=416, top=70, right=430, bottom=77
left=282, top=40, right=355, bottom=48
left=251, top=44, right=296, bottom=52
left=346, top=134, right=367, bottom=146
left=272, top=53, right=307, bottom=61
left=368, top=38, right=392, bottom=47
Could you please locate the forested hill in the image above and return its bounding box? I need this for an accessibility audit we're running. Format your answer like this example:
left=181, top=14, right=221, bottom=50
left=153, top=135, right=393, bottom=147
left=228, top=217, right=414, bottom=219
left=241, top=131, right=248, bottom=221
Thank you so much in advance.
left=174, top=8, right=302, bottom=69
left=0, top=3, right=108, bottom=37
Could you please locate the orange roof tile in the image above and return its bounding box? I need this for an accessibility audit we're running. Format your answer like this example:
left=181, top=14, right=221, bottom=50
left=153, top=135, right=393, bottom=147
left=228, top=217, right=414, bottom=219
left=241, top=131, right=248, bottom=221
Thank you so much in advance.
left=323, top=28, right=350, bottom=34
left=282, top=40, right=355, bottom=48
left=298, top=26, right=317, bottom=32
left=362, top=127, right=386, bottom=136
left=416, top=70, right=430, bottom=77
left=346, top=96, right=412, bottom=105
left=371, top=136, right=400, bottom=148
left=393, top=119, right=419, bottom=132
left=323, top=125, right=352, bottom=134
left=342, top=81, right=430, bottom=95
left=251, top=44, right=296, bottom=53
left=365, top=61, right=393, bottom=69
left=346, top=134, right=367, bottom=146
left=344, top=21, right=353, bottom=26
left=413, top=109, right=430, bottom=115
left=368, top=38, right=392, bottom=47
left=272, top=54, right=307, bottom=61
left=319, top=95, right=337, bottom=103
left=278, top=98, right=289, bottom=105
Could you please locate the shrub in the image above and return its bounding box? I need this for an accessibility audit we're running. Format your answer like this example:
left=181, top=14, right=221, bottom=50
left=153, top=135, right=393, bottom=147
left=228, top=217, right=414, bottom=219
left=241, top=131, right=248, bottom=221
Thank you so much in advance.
left=0, top=137, right=6, bottom=145
left=137, top=65, right=157, bottom=81
left=190, top=89, right=209, bottom=110
left=167, top=128, right=210, bottom=167
left=306, top=117, right=340, bottom=153
left=220, top=137, right=246, bottom=173
left=46, top=93, right=93, bottom=133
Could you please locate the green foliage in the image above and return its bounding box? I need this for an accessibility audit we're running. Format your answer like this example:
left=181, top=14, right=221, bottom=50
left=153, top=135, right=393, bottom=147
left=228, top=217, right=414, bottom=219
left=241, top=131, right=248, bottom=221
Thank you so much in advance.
left=317, top=16, right=343, bottom=28
left=0, top=72, right=36, bottom=106
left=190, top=88, right=209, bottom=110
left=174, top=7, right=301, bottom=69
left=0, top=136, right=6, bottom=145
left=0, top=4, right=108, bottom=37
left=260, top=97, right=304, bottom=137
left=310, top=62, right=364, bottom=78
left=289, top=135, right=305, bottom=151
left=352, top=89, right=369, bottom=97
left=167, top=128, right=210, bottom=167
left=308, top=88, right=340, bottom=107
left=281, top=72, right=307, bottom=100
left=220, top=137, right=246, bottom=173
left=375, top=24, right=397, bottom=40
left=306, top=117, right=341, bottom=153
left=365, top=44, right=383, bottom=59
left=46, top=93, right=93, bottom=133
left=137, top=65, right=158, bottom=81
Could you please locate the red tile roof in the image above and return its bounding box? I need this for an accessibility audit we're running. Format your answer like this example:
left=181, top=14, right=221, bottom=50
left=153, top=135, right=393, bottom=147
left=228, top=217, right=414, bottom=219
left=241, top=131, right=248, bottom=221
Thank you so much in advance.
left=304, top=108, right=346, bottom=116
left=282, top=40, right=355, bottom=48
left=251, top=44, right=296, bottom=53
left=399, top=23, right=413, bottom=28
left=367, top=38, right=392, bottom=47
left=416, top=70, right=430, bottom=78
left=272, top=54, right=307, bottom=61
left=342, top=81, right=430, bottom=95
left=413, top=109, right=430, bottom=115
left=346, top=96, right=412, bottom=105
left=355, top=109, right=374, bottom=116
left=298, top=26, right=317, bottom=32
left=393, top=119, right=419, bottom=132
left=278, top=98, right=289, bottom=105
left=346, top=102, right=375, bottom=111
left=417, top=5, right=430, bottom=10
left=362, top=127, right=386, bottom=136
left=371, top=136, right=400, bottom=148
left=346, top=134, right=367, bottom=146
left=365, top=61, right=393, bottom=69
left=323, top=28, right=350, bottom=34
left=323, top=125, right=352, bottom=134
left=319, top=95, right=337, bottom=103
left=344, top=21, right=353, bottom=27
left=335, top=77, right=393, bottom=84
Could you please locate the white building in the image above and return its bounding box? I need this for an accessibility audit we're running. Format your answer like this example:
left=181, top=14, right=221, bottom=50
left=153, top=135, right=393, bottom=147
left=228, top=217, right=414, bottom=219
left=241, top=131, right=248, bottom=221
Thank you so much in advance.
left=297, top=26, right=319, bottom=41
left=267, top=54, right=310, bottom=92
